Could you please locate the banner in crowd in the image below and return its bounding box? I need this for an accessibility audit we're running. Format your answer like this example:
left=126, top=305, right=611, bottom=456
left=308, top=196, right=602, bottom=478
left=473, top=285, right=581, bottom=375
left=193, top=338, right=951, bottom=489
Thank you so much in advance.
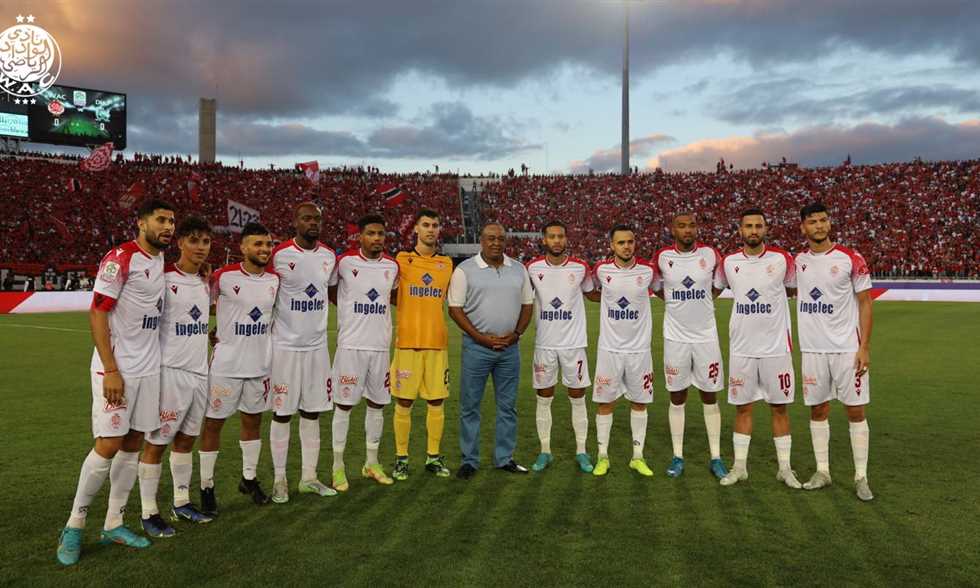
left=297, top=161, right=320, bottom=185
left=80, top=142, right=114, bottom=172
left=377, top=183, right=407, bottom=208
left=227, top=199, right=261, bottom=233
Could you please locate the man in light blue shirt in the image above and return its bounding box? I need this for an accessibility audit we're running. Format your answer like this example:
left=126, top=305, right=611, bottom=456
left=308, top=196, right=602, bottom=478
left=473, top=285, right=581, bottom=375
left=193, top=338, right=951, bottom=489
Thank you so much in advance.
left=448, top=223, right=533, bottom=479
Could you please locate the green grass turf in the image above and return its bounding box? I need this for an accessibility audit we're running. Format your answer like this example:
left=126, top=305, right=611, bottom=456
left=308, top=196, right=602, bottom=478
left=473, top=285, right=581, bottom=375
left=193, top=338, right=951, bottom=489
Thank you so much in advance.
left=1, top=301, right=978, bottom=586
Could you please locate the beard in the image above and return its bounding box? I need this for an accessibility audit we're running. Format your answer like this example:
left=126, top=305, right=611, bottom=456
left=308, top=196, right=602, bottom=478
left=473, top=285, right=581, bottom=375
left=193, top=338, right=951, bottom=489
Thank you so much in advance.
left=246, top=254, right=268, bottom=267
left=146, top=231, right=171, bottom=250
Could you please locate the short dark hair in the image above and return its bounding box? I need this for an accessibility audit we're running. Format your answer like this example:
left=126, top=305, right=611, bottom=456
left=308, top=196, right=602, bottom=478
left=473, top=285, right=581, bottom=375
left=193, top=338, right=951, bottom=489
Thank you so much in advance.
left=800, top=202, right=829, bottom=220
left=175, top=215, right=212, bottom=239
left=740, top=208, right=767, bottom=224
left=541, top=220, right=566, bottom=235
left=414, top=208, right=440, bottom=224
left=672, top=211, right=696, bottom=222
left=357, top=213, right=386, bottom=231
left=240, top=222, right=270, bottom=240
left=609, top=223, right=633, bottom=239
left=137, top=198, right=175, bottom=220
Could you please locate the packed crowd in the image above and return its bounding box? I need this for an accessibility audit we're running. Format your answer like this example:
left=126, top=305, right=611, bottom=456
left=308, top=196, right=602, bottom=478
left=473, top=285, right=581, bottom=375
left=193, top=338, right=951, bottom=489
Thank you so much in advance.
left=483, top=161, right=980, bottom=278
left=0, top=156, right=462, bottom=271
left=1, top=156, right=977, bottom=278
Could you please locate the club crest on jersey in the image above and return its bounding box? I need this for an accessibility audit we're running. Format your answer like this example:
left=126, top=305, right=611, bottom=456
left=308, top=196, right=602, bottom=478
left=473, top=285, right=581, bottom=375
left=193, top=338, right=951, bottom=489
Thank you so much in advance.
left=170, top=285, right=178, bottom=294
left=766, top=264, right=774, bottom=275
left=352, top=268, right=359, bottom=277
left=322, top=261, right=331, bottom=274
left=567, top=273, right=576, bottom=285
left=636, top=275, right=644, bottom=286
left=233, top=285, right=240, bottom=295
left=385, top=270, right=390, bottom=280
left=699, top=257, right=707, bottom=269
left=831, top=265, right=840, bottom=275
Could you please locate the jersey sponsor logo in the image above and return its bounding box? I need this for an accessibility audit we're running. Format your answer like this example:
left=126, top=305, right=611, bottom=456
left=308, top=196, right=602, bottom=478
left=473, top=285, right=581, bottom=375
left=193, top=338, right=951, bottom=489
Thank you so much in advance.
left=831, top=265, right=840, bottom=275
left=141, top=314, right=160, bottom=330
left=234, top=307, right=270, bottom=336
left=410, top=274, right=442, bottom=298
left=699, top=257, right=707, bottom=270
left=736, top=288, right=774, bottom=314
left=799, top=287, right=834, bottom=314
left=339, top=375, right=358, bottom=385
left=533, top=363, right=547, bottom=374
left=766, top=264, right=774, bottom=276
left=673, top=275, right=707, bottom=301
left=608, top=296, right=639, bottom=320
left=354, top=288, right=389, bottom=315
left=290, top=284, right=325, bottom=313
left=540, top=296, right=573, bottom=321
left=103, top=398, right=127, bottom=412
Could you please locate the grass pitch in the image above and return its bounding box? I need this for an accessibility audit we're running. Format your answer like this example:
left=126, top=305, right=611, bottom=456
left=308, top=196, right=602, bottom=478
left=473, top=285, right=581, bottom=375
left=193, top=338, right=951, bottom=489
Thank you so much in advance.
left=1, top=301, right=978, bottom=586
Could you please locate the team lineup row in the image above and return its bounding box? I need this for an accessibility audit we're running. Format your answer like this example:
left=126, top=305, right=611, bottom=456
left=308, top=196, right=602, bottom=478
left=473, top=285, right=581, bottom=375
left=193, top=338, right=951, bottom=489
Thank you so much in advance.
left=55, top=199, right=874, bottom=567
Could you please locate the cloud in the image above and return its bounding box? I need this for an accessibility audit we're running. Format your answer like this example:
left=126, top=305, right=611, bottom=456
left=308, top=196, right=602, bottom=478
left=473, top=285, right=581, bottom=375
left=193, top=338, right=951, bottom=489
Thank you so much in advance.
left=571, top=133, right=675, bottom=173
left=715, top=81, right=980, bottom=125
left=649, top=117, right=980, bottom=171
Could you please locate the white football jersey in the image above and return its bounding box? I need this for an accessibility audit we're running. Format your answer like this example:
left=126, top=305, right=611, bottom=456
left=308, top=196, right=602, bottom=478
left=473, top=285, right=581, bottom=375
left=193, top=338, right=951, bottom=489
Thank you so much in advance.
left=90, top=241, right=165, bottom=377
left=269, top=239, right=336, bottom=351
left=209, top=263, right=279, bottom=378
left=160, top=264, right=210, bottom=375
left=795, top=245, right=872, bottom=353
left=526, top=256, right=593, bottom=350
left=718, top=247, right=796, bottom=358
left=653, top=244, right=723, bottom=344
left=593, top=258, right=657, bottom=353
left=334, top=251, right=399, bottom=352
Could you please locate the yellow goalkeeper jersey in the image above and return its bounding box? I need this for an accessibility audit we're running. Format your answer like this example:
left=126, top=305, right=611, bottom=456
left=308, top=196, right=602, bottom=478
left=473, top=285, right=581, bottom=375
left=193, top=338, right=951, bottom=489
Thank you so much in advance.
left=394, top=250, right=453, bottom=350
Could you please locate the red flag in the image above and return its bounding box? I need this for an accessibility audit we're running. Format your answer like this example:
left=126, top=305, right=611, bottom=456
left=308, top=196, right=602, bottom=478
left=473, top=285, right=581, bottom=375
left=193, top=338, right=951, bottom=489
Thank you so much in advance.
left=377, top=183, right=407, bottom=208
left=297, top=161, right=320, bottom=185
left=119, top=181, right=145, bottom=210
left=67, top=178, right=82, bottom=192
left=346, top=223, right=360, bottom=250
left=80, top=142, right=114, bottom=172
left=52, top=217, right=73, bottom=243
left=188, top=172, right=202, bottom=206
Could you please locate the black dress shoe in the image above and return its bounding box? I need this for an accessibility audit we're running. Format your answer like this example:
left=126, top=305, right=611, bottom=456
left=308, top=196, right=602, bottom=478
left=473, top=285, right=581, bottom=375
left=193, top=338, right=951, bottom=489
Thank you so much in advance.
left=200, top=486, right=218, bottom=516
left=238, top=477, right=271, bottom=505
left=497, top=460, right=529, bottom=474
left=456, top=463, right=477, bottom=480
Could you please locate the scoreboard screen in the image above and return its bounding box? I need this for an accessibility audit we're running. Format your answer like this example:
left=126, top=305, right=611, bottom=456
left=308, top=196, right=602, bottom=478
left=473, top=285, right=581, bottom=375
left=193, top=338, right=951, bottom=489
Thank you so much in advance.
left=0, top=94, right=28, bottom=138
left=28, top=85, right=127, bottom=149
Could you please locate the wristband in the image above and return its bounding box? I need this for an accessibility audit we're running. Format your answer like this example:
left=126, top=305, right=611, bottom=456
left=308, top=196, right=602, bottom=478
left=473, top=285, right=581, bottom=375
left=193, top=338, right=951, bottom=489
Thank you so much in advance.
left=104, top=368, right=119, bottom=374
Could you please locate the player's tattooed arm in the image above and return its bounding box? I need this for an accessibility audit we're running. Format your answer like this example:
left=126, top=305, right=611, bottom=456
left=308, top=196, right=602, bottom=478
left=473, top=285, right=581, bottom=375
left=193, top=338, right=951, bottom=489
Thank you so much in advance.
left=89, top=307, right=124, bottom=405
left=855, top=290, right=872, bottom=376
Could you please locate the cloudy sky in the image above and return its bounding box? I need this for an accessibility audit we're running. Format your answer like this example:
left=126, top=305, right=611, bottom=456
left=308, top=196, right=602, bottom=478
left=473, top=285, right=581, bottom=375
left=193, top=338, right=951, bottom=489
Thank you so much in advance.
left=6, top=0, right=980, bottom=172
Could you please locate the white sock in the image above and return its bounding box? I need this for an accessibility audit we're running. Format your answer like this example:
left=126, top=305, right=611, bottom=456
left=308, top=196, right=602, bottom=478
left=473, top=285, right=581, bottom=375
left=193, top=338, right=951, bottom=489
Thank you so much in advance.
left=169, top=451, right=193, bottom=508
left=570, top=396, right=588, bottom=455
left=332, top=409, right=351, bottom=471
left=239, top=439, right=261, bottom=481
left=199, top=450, right=218, bottom=489
left=630, top=409, right=648, bottom=460
left=703, top=403, right=722, bottom=460
left=596, top=413, right=613, bottom=459
left=849, top=420, right=870, bottom=480
left=365, top=406, right=384, bottom=466
left=67, top=449, right=111, bottom=528
left=774, top=434, right=792, bottom=471
left=138, top=462, right=162, bottom=518
left=299, top=416, right=321, bottom=482
left=104, top=451, right=139, bottom=530
left=270, top=420, right=290, bottom=482
left=536, top=395, right=553, bottom=454
left=668, top=402, right=685, bottom=458
left=810, top=420, right=831, bottom=473
left=733, top=432, right=751, bottom=471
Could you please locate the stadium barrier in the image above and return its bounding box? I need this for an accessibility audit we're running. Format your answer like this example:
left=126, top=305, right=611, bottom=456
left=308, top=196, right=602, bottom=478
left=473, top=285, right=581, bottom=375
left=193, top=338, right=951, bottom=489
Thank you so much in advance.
left=3, top=282, right=979, bottom=314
